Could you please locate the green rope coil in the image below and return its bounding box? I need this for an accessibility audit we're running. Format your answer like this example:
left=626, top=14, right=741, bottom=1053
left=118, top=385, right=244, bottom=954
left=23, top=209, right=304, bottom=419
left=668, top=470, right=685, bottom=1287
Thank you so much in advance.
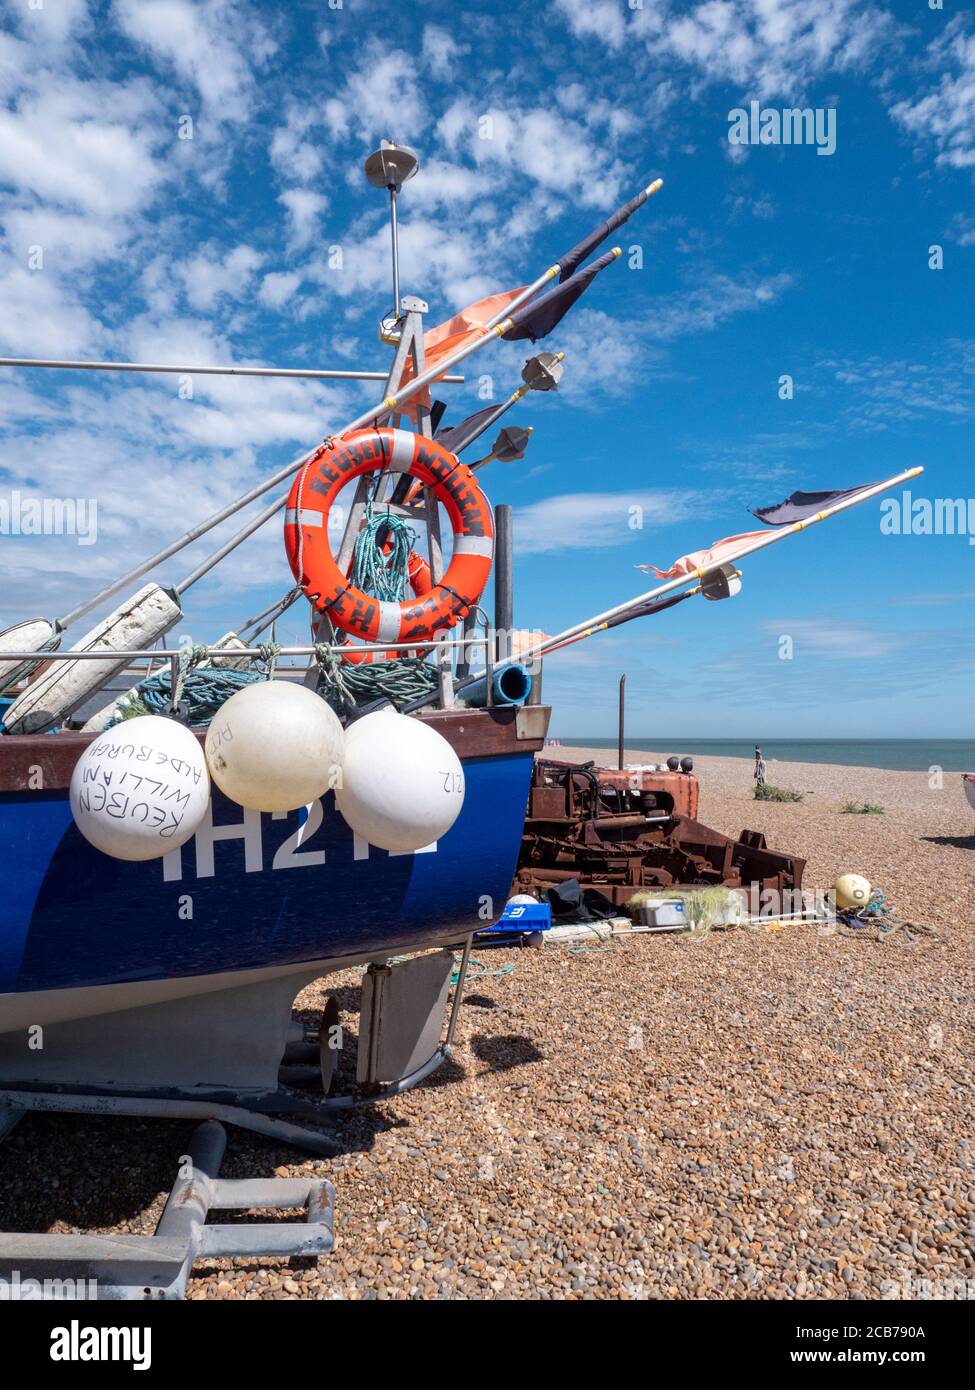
left=349, top=485, right=417, bottom=602
left=315, top=644, right=439, bottom=713
left=314, top=487, right=439, bottom=712
left=108, top=642, right=281, bottom=728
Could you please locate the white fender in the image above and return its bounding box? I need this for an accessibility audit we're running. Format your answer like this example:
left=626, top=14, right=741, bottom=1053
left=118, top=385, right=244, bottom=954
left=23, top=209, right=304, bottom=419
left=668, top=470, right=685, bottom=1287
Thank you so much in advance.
left=0, top=618, right=59, bottom=694
left=3, top=584, right=182, bottom=735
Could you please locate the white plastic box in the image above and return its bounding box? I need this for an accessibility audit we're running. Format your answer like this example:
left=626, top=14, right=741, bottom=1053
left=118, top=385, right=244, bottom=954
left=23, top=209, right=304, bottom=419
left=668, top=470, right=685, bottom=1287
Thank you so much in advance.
left=637, top=898, right=686, bottom=930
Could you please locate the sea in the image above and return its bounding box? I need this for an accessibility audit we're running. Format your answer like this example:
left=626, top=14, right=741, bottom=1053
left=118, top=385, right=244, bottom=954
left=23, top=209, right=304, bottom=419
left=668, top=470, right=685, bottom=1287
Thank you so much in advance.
left=554, top=738, right=975, bottom=773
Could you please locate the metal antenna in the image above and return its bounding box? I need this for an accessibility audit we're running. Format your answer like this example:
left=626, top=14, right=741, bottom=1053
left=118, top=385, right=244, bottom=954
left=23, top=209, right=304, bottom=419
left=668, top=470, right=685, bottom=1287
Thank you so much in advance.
left=364, top=140, right=420, bottom=318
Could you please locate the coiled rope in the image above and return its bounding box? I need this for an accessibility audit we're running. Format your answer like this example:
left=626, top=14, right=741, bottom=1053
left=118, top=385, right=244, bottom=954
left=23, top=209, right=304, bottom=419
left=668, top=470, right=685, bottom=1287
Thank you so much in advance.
left=315, top=643, right=438, bottom=713
left=312, top=478, right=440, bottom=711
left=348, top=481, right=417, bottom=602
left=108, top=642, right=281, bottom=727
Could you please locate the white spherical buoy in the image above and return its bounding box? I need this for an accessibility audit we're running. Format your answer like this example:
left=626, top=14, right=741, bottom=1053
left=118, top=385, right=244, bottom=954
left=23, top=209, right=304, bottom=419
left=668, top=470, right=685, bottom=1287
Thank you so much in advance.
left=204, top=680, right=344, bottom=813
left=336, top=709, right=464, bottom=853
left=833, top=872, right=872, bottom=911
left=70, top=715, right=210, bottom=861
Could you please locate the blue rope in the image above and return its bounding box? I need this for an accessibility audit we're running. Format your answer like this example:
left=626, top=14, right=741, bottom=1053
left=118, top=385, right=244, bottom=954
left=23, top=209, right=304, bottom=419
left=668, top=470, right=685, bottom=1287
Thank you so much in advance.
left=838, top=888, right=891, bottom=929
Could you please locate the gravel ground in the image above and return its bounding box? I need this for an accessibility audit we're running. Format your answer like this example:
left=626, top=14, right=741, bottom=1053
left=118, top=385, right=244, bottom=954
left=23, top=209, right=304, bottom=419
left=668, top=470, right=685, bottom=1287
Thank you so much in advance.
left=1, top=751, right=973, bottom=1300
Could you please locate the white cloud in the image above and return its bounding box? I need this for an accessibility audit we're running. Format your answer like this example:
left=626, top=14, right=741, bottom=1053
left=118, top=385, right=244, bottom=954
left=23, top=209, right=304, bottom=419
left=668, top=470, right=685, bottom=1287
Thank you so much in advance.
left=890, top=16, right=975, bottom=173
left=259, top=271, right=301, bottom=310
left=554, top=0, right=626, bottom=52
left=306, top=215, right=501, bottom=314
left=316, top=41, right=428, bottom=144
left=817, top=346, right=975, bottom=429
left=552, top=308, right=667, bottom=402
left=280, top=188, right=328, bottom=251
left=0, top=81, right=164, bottom=218
left=472, top=106, right=626, bottom=209
left=949, top=212, right=975, bottom=246
left=406, top=159, right=484, bottom=212
left=632, top=0, right=898, bottom=99
left=422, top=25, right=468, bottom=78
left=270, top=105, right=325, bottom=184
left=8, top=0, right=90, bottom=45
left=112, top=0, right=275, bottom=124
left=514, top=489, right=709, bottom=554
left=0, top=206, right=118, bottom=272
left=0, top=251, right=100, bottom=356
left=762, top=617, right=902, bottom=660
left=436, top=99, right=475, bottom=153
left=646, top=271, right=793, bottom=339
left=168, top=243, right=264, bottom=312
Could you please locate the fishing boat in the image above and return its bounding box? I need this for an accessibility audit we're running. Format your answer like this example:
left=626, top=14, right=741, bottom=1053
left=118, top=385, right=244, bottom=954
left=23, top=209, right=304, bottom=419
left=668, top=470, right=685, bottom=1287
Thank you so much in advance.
left=0, top=141, right=922, bottom=1154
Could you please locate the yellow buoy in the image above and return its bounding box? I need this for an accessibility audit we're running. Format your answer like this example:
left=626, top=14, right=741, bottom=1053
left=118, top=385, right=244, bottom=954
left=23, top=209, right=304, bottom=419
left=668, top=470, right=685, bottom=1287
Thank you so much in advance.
left=833, top=872, right=872, bottom=910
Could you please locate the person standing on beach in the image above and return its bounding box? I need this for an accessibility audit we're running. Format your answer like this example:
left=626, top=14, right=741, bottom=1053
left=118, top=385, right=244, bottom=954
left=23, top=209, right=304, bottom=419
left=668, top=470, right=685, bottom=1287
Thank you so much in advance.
left=754, top=744, right=767, bottom=787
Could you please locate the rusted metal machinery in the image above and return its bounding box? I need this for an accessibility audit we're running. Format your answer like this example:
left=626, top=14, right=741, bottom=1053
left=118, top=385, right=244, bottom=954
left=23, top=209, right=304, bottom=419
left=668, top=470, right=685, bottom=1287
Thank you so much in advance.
left=513, top=758, right=805, bottom=911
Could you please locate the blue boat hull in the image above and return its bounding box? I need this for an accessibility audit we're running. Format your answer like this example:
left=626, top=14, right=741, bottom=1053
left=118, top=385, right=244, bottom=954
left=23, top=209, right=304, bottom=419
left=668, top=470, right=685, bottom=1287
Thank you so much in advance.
left=0, top=748, right=534, bottom=1004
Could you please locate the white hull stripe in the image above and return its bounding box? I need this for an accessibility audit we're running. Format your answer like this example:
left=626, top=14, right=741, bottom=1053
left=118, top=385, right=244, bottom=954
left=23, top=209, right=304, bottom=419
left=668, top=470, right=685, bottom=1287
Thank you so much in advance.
left=376, top=601, right=402, bottom=642
left=285, top=508, right=324, bottom=528
left=452, top=535, right=494, bottom=558
left=388, top=429, right=416, bottom=473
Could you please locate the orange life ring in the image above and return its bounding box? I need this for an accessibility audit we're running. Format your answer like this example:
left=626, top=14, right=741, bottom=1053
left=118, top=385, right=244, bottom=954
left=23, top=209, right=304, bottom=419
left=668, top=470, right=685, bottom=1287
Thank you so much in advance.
left=396, top=544, right=433, bottom=598
left=310, top=543, right=434, bottom=664
left=285, top=428, right=493, bottom=648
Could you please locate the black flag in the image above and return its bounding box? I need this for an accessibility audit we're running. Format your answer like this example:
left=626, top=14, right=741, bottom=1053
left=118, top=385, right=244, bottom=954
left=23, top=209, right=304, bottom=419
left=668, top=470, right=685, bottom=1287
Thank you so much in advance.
left=751, top=482, right=876, bottom=526
left=501, top=248, right=620, bottom=343
left=603, top=588, right=693, bottom=630
left=436, top=404, right=503, bottom=454
left=557, top=181, right=661, bottom=282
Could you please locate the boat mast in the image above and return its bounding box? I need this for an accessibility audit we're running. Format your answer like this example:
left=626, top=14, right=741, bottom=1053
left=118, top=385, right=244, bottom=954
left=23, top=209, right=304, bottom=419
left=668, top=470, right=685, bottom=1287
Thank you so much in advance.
left=364, top=140, right=420, bottom=318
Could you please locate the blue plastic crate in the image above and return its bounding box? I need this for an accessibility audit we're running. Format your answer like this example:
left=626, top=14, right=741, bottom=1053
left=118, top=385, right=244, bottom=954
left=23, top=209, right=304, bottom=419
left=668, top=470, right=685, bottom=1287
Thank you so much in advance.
left=479, top=900, right=552, bottom=937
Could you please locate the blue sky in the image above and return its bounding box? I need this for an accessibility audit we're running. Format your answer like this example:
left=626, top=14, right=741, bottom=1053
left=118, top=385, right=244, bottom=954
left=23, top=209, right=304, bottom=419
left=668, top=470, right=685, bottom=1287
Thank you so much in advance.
left=0, top=0, right=972, bottom=737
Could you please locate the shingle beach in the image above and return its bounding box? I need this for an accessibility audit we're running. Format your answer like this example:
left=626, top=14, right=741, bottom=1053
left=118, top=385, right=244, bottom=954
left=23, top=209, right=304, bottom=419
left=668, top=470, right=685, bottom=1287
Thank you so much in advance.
left=2, top=749, right=973, bottom=1299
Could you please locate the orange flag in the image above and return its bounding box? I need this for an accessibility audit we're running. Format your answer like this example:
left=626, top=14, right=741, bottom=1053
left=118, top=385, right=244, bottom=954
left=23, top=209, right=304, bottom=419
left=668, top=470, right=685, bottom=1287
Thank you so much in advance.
left=399, top=285, right=526, bottom=420
left=637, top=530, right=769, bottom=579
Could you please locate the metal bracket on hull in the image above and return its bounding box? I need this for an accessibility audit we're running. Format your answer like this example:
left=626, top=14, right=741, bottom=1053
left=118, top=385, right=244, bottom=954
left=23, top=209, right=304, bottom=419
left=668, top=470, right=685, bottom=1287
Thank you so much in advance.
left=0, top=1119, right=334, bottom=1300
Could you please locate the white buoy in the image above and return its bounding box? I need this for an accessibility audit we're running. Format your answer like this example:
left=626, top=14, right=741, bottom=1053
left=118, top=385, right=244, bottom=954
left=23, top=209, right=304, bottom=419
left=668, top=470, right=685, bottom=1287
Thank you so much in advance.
left=204, top=680, right=344, bottom=813
left=336, top=709, right=464, bottom=853
left=70, top=715, right=210, bottom=861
